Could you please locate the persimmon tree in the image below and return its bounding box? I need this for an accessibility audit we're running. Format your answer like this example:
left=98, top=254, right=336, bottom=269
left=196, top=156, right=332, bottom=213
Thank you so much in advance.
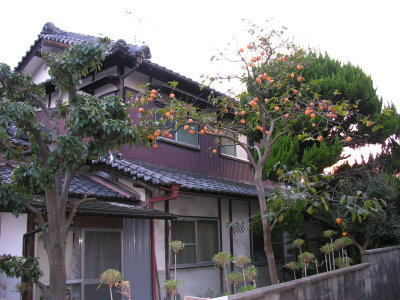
left=0, top=39, right=141, bottom=300
left=134, top=25, right=381, bottom=284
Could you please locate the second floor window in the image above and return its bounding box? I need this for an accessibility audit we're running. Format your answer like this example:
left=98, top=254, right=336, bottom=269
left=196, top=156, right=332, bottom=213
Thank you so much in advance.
left=221, top=134, right=248, bottom=161
left=155, top=112, right=199, bottom=147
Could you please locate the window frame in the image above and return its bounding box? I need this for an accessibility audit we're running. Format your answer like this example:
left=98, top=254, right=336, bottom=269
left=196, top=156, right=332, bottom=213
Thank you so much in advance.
left=154, top=111, right=200, bottom=149
left=170, top=217, right=220, bottom=269
left=220, top=135, right=249, bottom=162
left=34, top=227, right=123, bottom=300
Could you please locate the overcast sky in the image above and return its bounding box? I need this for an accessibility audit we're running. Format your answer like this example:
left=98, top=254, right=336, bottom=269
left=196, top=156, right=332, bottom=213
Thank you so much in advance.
left=1, top=0, right=399, bottom=112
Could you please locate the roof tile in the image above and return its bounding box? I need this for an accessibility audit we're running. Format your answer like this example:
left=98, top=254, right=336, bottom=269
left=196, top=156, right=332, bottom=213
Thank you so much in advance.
left=93, top=157, right=272, bottom=198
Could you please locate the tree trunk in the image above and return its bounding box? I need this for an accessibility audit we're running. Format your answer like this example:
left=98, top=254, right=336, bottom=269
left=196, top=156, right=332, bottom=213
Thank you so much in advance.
left=44, top=188, right=69, bottom=300
left=46, top=229, right=67, bottom=300
left=254, top=168, right=279, bottom=285
left=262, top=225, right=279, bottom=283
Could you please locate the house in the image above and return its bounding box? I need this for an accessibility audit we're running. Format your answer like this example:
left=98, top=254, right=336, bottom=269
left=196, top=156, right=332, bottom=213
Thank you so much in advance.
left=0, top=23, right=290, bottom=300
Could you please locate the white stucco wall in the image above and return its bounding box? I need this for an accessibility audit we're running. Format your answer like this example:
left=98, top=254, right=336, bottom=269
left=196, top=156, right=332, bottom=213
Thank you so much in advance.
left=123, top=72, right=150, bottom=92
left=95, top=66, right=117, bottom=80
left=231, top=200, right=251, bottom=259
left=0, top=213, right=27, bottom=300
left=94, top=83, right=117, bottom=96
left=31, top=62, right=51, bottom=84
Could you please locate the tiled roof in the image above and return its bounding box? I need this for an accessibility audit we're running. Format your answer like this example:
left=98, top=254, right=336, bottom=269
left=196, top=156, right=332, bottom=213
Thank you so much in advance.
left=16, top=23, right=225, bottom=99
left=0, top=165, right=12, bottom=184
left=94, top=157, right=270, bottom=198
left=0, top=164, right=132, bottom=200
left=5, top=124, right=30, bottom=148
left=40, top=22, right=152, bottom=60
left=30, top=198, right=175, bottom=219
left=0, top=163, right=176, bottom=219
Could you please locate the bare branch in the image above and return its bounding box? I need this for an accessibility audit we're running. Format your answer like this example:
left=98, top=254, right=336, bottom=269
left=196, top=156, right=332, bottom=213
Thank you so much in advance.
left=271, top=206, right=286, bottom=230
left=24, top=202, right=46, bottom=231
left=65, top=194, right=96, bottom=229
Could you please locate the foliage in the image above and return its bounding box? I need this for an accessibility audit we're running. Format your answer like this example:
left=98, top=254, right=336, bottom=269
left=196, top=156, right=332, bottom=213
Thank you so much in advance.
left=320, top=244, right=334, bottom=255
left=227, top=271, right=244, bottom=284
left=326, top=166, right=400, bottom=251
left=301, top=138, right=342, bottom=173
left=333, top=237, right=353, bottom=250
left=323, top=230, right=337, bottom=239
left=0, top=37, right=143, bottom=300
left=298, top=252, right=315, bottom=265
left=335, top=257, right=353, bottom=268
left=212, top=252, right=232, bottom=268
left=233, top=255, right=251, bottom=268
left=303, top=53, right=397, bottom=146
left=137, top=22, right=378, bottom=285
left=244, top=265, right=258, bottom=285
left=262, top=134, right=300, bottom=180
left=238, top=285, right=256, bottom=293
left=170, top=240, right=185, bottom=254
left=213, top=251, right=233, bottom=293
left=292, top=239, right=305, bottom=249
left=99, top=269, right=123, bottom=288
left=284, top=261, right=299, bottom=272
left=0, top=254, right=42, bottom=283
left=261, top=52, right=396, bottom=180
left=227, top=271, right=244, bottom=293
left=163, top=279, right=179, bottom=296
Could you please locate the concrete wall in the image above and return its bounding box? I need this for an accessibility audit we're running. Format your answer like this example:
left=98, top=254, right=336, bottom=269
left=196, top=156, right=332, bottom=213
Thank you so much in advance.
left=361, top=245, right=400, bottom=299
left=184, top=245, right=400, bottom=300
left=0, top=213, right=27, bottom=300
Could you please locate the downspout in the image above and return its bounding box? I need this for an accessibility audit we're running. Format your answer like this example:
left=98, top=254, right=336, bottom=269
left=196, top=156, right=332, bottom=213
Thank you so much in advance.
left=150, top=184, right=180, bottom=300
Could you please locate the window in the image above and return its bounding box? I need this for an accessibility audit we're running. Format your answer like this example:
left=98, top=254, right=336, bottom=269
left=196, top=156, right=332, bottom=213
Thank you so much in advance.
left=171, top=219, right=219, bottom=266
left=221, top=134, right=248, bottom=161
left=155, top=112, right=199, bottom=147
left=35, top=229, right=122, bottom=300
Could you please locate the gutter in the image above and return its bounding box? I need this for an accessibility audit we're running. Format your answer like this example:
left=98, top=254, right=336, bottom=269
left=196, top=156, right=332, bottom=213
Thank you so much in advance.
left=150, top=184, right=180, bottom=300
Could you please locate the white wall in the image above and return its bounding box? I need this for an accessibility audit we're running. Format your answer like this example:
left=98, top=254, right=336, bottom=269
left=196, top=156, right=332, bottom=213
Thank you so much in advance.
left=0, top=213, right=27, bottom=300
left=231, top=200, right=251, bottom=259
left=124, top=72, right=150, bottom=92
left=31, top=62, right=50, bottom=84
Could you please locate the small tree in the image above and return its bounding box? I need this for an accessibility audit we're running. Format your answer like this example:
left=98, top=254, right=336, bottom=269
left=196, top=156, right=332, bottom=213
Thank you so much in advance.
left=227, top=272, right=243, bottom=294
left=163, top=279, right=179, bottom=298
left=298, top=252, right=314, bottom=277
left=244, top=265, right=258, bottom=287
left=284, top=261, right=299, bottom=280
left=0, top=38, right=142, bottom=299
left=233, top=255, right=251, bottom=287
left=99, top=269, right=123, bottom=300
left=213, top=252, right=232, bottom=293
left=292, top=239, right=305, bottom=255
left=320, top=243, right=334, bottom=272
left=323, top=230, right=337, bottom=270
left=170, top=240, right=185, bottom=281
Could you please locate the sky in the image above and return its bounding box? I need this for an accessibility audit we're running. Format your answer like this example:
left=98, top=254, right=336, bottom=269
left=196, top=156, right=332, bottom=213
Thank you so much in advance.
left=1, top=0, right=399, bottom=111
